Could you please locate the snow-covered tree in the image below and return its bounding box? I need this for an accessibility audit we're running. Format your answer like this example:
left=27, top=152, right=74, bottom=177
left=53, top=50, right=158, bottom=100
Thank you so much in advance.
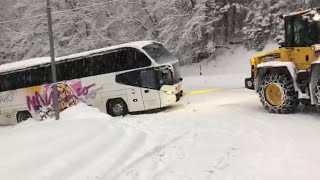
left=0, top=0, right=318, bottom=65
left=309, top=0, right=320, bottom=7
left=243, top=0, right=309, bottom=51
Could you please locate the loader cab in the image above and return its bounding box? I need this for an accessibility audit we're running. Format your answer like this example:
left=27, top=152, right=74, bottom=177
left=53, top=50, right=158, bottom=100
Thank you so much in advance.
left=279, top=8, right=320, bottom=70
left=284, top=9, right=320, bottom=47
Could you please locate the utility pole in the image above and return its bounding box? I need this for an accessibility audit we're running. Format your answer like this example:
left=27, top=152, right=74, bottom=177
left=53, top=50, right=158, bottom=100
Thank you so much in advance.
left=46, top=0, right=60, bottom=120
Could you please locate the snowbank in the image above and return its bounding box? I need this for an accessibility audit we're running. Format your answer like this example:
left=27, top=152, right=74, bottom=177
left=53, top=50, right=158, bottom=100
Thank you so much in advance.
left=181, top=43, right=279, bottom=90
left=0, top=103, right=148, bottom=180
left=0, top=103, right=186, bottom=180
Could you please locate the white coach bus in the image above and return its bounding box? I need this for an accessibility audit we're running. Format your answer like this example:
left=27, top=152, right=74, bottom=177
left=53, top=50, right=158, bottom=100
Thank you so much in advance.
left=0, top=41, right=183, bottom=125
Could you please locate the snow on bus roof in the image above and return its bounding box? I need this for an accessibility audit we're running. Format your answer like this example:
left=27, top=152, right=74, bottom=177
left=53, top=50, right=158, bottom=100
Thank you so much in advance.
left=0, top=57, right=51, bottom=74
left=56, top=40, right=155, bottom=61
left=0, top=40, right=156, bottom=74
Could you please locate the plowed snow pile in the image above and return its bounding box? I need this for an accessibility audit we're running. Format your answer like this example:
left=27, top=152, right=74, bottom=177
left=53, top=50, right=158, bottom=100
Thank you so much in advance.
left=0, top=103, right=173, bottom=180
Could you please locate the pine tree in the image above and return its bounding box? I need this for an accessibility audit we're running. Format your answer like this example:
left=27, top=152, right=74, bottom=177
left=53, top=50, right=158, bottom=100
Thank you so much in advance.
left=243, top=0, right=308, bottom=51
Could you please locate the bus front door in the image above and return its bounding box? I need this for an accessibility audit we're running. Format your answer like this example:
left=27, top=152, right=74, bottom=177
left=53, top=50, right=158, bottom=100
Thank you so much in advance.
left=126, top=88, right=145, bottom=112
left=140, top=70, right=161, bottom=110
left=141, top=88, right=160, bottom=110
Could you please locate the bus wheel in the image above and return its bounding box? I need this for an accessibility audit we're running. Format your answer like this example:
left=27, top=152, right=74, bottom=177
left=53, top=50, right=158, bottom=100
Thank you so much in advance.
left=259, top=74, right=298, bottom=114
left=16, top=111, right=32, bottom=123
left=107, top=99, right=128, bottom=117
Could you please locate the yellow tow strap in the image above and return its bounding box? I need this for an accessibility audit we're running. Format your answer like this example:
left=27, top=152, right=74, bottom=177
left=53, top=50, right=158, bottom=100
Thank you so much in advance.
left=184, top=89, right=224, bottom=95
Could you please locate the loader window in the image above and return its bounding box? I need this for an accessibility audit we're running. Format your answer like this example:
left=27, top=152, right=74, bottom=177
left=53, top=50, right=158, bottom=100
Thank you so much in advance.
left=293, top=17, right=310, bottom=47
left=285, top=16, right=311, bottom=47
left=285, top=19, right=294, bottom=47
left=310, top=21, right=320, bottom=44
left=317, top=22, right=320, bottom=43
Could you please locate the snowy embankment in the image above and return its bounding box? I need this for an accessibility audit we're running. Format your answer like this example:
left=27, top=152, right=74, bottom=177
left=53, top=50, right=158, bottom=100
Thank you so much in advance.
left=2, top=44, right=320, bottom=180
left=181, top=43, right=279, bottom=91
left=0, top=103, right=154, bottom=180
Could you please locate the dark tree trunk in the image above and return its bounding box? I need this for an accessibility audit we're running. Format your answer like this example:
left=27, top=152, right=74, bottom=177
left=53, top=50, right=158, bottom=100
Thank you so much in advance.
left=231, top=0, right=236, bottom=38
left=224, top=0, right=229, bottom=43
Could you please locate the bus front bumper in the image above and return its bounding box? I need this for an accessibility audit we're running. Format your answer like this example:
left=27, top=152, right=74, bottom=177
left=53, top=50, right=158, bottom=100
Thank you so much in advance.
left=176, top=90, right=184, bottom=102
left=160, top=90, right=183, bottom=108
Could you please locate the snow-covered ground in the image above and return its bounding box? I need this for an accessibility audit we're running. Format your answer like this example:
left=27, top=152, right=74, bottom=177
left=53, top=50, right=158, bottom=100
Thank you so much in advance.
left=2, top=44, right=320, bottom=180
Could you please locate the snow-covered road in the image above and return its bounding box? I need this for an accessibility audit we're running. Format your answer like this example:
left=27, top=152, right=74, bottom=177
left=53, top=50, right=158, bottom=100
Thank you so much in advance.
left=2, top=76, right=320, bottom=180
left=2, top=45, right=320, bottom=180
left=118, top=87, right=320, bottom=180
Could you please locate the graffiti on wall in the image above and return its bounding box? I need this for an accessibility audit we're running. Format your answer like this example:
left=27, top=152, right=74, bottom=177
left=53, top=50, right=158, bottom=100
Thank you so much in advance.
left=26, top=80, right=101, bottom=120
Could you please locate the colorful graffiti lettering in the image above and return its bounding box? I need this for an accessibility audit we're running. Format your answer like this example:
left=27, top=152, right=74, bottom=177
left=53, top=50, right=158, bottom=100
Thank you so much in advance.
left=26, top=91, right=53, bottom=112
left=56, top=83, right=78, bottom=111
left=26, top=80, right=99, bottom=116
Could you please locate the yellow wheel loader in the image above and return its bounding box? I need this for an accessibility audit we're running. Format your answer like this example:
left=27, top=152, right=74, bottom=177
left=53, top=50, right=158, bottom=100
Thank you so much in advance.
left=245, top=7, right=320, bottom=113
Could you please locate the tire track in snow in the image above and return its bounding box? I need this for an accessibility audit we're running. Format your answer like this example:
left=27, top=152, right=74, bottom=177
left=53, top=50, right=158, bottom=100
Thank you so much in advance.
left=109, top=130, right=192, bottom=180
left=34, top=125, right=127, bottom=180
left=68, top=129, right=147, bottom=180
left=205, top=147, right=238, bottom=179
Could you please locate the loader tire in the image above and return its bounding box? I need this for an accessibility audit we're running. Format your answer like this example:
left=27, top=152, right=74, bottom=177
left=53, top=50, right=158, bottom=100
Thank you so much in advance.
left=314, top=77, right=320, bottom=103
left=259, top=74, right=298, bottom=114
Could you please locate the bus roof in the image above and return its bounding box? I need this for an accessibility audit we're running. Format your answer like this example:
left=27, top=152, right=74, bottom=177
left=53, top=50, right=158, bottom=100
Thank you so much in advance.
left=0, top=40, right=156, bottom=74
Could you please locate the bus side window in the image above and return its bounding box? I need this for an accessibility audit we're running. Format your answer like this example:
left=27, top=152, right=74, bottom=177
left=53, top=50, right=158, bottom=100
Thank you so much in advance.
left=0, top=75, right=4, bottom=92
left=157, top=70, right=174, bottom=86
left=6, top=71, right=26, bottom=90
left=43, top=66, right=51, bottom=84
left=93, top=55, right=103, bottom=75
left=63, top=60, right=79, bottom=80
left=24, top=67, right=48, bottom=87
left=140, top=70, right=157, bottom=89
left=16, top=71, right=27, bottom=89
left=116, top=71, right=141, bottom=87
left=93, top=53, right=112, bottom=75
left=35, top=67, right=46, bottom=86
left=113, top=50, right=129, bottom=72
left=56, top=63, right=65, bottom=81
left=2, top=74, right=12, bottom=91
left=24, top=71, right=32, bottom=88
left=3, top=75, right=11, bottom=91
left=126, top=48, right=135, bottom=69
left=127, top=48, right=151, bottom=68
left=79, top=58, right=93, bottom=78
left=105, top=53, right=115, bottom=73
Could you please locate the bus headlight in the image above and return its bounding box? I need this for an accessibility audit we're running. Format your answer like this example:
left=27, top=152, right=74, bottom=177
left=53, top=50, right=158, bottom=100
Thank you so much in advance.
left=165, top=91, right=175, bottom=95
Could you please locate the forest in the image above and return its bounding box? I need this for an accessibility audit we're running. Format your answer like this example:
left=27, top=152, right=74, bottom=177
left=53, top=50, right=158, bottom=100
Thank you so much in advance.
left=0, top=0, right=320, bottom=65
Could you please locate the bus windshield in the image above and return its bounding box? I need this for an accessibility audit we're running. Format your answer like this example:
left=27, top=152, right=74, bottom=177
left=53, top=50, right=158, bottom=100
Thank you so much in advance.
left=157, top=69, right=174, bottom=86
left=143, top=43, right=177, bottom=64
